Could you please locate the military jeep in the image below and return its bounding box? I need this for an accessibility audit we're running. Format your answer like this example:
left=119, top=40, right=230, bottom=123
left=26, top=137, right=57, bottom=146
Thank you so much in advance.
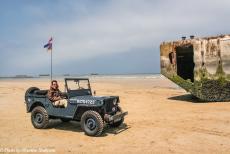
left=24, top=78, right=128, bottom=136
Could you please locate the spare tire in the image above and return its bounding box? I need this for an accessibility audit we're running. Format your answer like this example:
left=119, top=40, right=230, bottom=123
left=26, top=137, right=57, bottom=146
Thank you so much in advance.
left=25, top=87, right=40, bottom=102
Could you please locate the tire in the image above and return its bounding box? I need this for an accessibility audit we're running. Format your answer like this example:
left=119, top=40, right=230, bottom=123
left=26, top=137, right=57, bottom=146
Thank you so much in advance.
left=31, top=106, right=49, bottom=129
left=60, top=118, right=71, bottom=122
left=25, top=87, right=39, bottom=102
left=109, top=106, right=124, bottom=128
left=80, top=110, right=104, bottom=136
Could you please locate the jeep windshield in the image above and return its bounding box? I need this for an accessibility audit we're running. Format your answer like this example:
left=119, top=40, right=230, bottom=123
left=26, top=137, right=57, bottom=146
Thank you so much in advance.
left=65, top=78, right=92, bottom=97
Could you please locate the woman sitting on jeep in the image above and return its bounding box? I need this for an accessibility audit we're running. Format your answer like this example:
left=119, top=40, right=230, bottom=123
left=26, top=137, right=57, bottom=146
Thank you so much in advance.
left=47, top=80, right=68, bottom=107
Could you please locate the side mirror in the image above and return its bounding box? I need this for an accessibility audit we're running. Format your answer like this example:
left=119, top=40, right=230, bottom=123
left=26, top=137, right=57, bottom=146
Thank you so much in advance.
left=93, top=90, right=96, bottom=96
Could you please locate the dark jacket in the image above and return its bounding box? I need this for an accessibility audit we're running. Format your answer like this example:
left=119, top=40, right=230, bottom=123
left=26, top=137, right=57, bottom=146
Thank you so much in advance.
left=47, top=88, right=66, bottom=102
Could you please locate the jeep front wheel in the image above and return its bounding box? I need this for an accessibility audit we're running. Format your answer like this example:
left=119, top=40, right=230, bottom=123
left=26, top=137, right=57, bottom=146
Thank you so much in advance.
left=80, top=110, right=104, bottom=136
left=31, top=106, right=49, bottom=129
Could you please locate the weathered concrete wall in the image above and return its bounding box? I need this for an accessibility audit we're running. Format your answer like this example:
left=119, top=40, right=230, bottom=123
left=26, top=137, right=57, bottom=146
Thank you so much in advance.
left=160, top=35, right=230, bottom=101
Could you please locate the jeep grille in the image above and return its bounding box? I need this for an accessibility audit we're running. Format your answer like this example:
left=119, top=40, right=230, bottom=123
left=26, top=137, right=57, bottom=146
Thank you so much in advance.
left=104, top=98, right=117, bottom=113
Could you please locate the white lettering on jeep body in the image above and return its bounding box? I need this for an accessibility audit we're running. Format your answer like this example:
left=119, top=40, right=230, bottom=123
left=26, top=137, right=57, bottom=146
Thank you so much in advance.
left=76, top=99, right=95, bottom=105
left=69, top=98, right=97, bottom=105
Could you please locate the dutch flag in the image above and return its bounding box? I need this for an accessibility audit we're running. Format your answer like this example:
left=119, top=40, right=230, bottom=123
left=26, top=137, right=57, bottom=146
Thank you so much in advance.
left=44, top=37, right=53, bottom=51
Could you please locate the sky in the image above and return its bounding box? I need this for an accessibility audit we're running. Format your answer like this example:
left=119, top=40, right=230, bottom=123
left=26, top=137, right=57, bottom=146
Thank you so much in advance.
left=1, top=0, right=230, bottom=76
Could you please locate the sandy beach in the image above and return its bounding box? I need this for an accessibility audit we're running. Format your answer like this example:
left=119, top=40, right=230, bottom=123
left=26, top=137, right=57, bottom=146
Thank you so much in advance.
left=0, top=76, right=230, bottom=153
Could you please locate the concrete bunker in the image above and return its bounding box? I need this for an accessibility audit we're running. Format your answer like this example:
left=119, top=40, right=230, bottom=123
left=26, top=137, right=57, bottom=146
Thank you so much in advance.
left=160, top=34, right=230, bottom=101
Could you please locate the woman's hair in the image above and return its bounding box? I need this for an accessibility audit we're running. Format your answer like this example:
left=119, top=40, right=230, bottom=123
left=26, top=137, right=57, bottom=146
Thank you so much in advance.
left=51, top=80, right=59, bottom=89
left=51, top=80, right=58, bottom=85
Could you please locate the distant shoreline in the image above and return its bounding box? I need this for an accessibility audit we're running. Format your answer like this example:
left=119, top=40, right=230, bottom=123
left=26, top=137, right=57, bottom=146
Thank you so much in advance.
left=0, top=76, right=36, bottom=79
left=0, top=73, right=160, bottom=77
left=0, top=73, right=162, bottom=80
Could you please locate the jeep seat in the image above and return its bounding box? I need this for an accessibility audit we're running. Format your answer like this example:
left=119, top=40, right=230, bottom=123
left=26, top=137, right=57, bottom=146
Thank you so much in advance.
left=34, top=90, right=48, bottom=95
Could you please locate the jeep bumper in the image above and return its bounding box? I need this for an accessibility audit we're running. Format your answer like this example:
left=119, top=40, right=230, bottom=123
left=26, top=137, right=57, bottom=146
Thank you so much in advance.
left=104, top=111, right=128, bottom=123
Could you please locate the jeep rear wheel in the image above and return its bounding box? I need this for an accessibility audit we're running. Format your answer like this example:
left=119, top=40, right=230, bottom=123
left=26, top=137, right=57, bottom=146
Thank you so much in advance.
left=31, top=106, right=49, bottom=129
left=81, top=110, right=104, bottom=136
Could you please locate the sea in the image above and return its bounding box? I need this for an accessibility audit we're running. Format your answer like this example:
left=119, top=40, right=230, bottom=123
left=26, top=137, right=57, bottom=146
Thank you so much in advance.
left=0, top=73, right=163, bottom=81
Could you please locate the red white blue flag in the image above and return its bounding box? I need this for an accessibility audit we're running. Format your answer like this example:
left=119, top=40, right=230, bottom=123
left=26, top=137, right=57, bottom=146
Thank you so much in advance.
left=44, top=37, right=53, bottom=51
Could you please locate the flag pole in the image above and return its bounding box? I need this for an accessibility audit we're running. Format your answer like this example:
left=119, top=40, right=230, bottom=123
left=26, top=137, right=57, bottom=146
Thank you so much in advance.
left=51, top=47, right=53, bottom=82
left=44, top=37, right=53, bottom=82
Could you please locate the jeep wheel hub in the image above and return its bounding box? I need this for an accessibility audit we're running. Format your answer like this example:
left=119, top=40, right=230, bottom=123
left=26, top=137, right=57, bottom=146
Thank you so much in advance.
left=34, top=113, right=43, bottom=123
left=86, top=118, right=96, bottom=130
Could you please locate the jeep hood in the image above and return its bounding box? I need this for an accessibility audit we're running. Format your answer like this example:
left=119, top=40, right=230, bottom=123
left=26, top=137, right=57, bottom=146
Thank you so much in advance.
left=68, top=95, right=119, bottom=105
left=69, top=95, right=118, bottom=101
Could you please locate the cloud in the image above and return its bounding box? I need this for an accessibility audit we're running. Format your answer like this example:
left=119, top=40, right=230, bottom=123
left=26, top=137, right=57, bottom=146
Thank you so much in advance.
left=1, top=0, right=230, bottom=75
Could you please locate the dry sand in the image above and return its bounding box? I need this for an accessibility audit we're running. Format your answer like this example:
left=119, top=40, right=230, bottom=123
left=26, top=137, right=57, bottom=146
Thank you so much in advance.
left=0, top=77, right=230, bottom=153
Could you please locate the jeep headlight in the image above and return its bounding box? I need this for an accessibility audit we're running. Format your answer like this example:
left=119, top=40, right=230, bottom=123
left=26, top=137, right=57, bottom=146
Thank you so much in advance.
left=112, top=107, right=116, bottom=112
left=113, top=99, right=117, bottom=105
